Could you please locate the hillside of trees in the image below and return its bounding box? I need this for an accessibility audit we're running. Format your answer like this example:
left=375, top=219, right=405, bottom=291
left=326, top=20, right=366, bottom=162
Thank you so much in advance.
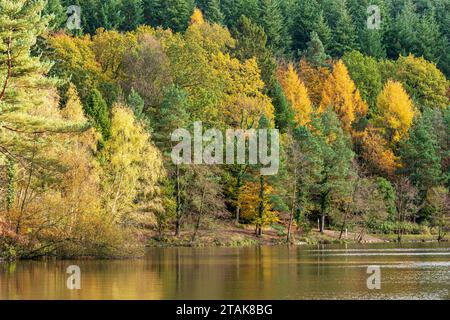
left=0, top=0, right=449, bottom=259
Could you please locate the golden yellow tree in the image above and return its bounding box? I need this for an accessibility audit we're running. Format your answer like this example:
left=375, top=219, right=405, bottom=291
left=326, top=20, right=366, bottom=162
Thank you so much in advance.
left=298, top=58, right=330, bottom=105
left=361, top=126, right=399, bottom=177
left=319, top=60, right=368, bottom=132
left=238, top=181, right=278, bottom=226
left=190, top=7, right=205, bottom=25
left=375, top=80, right=415, bottom=143
left=278, top=63, right=313, bottom=126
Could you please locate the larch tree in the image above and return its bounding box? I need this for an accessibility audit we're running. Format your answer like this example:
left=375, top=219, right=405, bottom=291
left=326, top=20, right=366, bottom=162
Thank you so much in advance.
left=278, top=63, right=313, bottom=127
left=319, top=60, right=368, bottom=133
left=374, top=80, right=415, bottom=144
left=298, top=58, right=330, bottom=106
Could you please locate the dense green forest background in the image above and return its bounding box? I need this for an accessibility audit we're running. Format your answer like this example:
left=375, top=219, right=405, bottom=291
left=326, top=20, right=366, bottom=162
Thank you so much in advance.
left=0, top=0, right=449, bottom=259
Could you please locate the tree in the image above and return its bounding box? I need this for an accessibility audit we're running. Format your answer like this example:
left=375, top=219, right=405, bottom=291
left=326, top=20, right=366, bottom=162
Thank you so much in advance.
left=278, top=63, right=313, bottom=126
left=374, top=80, right=415, bottom=144
left=85, top=89, right=111, bottom=142
left=269, top=80, right=294, bottom=133
left=292, top=0, right=319, bottom=51
left=190, top=7, right=205, bottom=25
left=361, top=126, right=399, bottom=178
left=394, top=177, right=419, bottom=242
left=157, top=0, right=195, bottom=32
left=399, top=109, right=443, bottom=196
left=385, top=55, right=449, bottom=111
left=120, top=0, right=145, bottom=31
left=312, top=110, right=355, bottom=233
left=324, top=0, right=358, bottom=56
left=232, top=15, right=277, bottom=89
left=304, top=31, right=330, bottom=67
left=342, top=50, right=383, bottom=111
left=101, top=104, right=165, bottom=225
left=319, top=60, right=368, bottom=133
left=257, top=0, right=290, bottom=54
left=43, top=0, right=66, bottom=30
left=425, top=186, right=449, bottom=241
left=121, top=32, right=172, bottom=110
left=202, top=0, right=224, bottom=24
left=298, top=58, right=330, bottom=105
left=152, top=85, right=190, bottom=236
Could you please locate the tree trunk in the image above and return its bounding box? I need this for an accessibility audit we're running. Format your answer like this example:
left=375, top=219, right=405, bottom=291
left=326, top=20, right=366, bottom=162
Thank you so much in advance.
left=175, top=164, right=182, bottom=237
left=320, top=214, right=325, bottom=233
left=287, top=169, right=297, bottom=243
left=339, top=211, right=349, bottom=240
left=257, top=175, right=264, bottom=237
left=192, top=187, right=206, bottom=242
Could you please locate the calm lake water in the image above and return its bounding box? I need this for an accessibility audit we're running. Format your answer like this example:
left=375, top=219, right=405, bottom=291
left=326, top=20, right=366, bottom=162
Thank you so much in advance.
left=0, top=243, right=449, bottom=300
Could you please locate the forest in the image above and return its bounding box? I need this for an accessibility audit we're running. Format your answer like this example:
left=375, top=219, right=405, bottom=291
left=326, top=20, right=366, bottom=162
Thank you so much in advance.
left=0, top=0, right=449, bottom=259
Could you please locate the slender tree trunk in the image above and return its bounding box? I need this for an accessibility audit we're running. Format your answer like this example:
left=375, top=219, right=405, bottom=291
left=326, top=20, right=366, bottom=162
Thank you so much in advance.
left=287, top=168, right=297, bottom=243
left=257, top=175, right=264, bottom=237
left=175, top=164, right=182, bottom=237
left=235, top=174, right=241, bottom=224
left=192, top=187, right=206, bottom=242
left=320, top=214, right=325, bottom=234
left=339, top=211, right=349, bottom=240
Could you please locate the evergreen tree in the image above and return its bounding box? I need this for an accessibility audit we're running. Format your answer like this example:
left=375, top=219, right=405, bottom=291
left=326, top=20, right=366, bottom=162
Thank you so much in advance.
left=329, top=0, right=358, bottom=56
left=221, top=0, right=259, bottom=29
left=291, top=0, right=321, bottom=53
left=85, top=89, right=111, bottom=141
left=314, top=11, right=332, bottom=51
left=233, top=15, right=277, bottom=89
left=0, top=0, right=83, bottom=164
left=202, top=0, right=224, bottom=24
left=120, top=0, right=144, bottom=31
left=304, top=31, right=330, bottom=67
left=400, top=110, right=444, bottom=196
left=269, top=80, right=294, bottom=133
left=43, top=0, right=66, bottom=30
left=257, top=0, right=291, bottom=54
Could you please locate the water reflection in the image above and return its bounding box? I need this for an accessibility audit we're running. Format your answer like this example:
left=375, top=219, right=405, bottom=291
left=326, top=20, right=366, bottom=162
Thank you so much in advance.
left=0, top=243, right=449, bottom=300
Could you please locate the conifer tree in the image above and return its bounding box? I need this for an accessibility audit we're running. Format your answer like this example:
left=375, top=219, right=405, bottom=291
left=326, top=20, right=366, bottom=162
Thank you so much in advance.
left=85, top=89, right=111, bottom=141
left=120, top=0, right=145, bottom=31
left=304, top=31, right=330, bottom=67
left=319, top=60, right=368, bottom=132
left=203, top=0, right=224, bottom=24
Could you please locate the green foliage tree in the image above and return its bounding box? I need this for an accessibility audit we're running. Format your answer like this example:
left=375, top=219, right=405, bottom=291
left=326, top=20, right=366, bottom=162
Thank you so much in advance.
left=85, top=89, right=111, bottom=141
left=399, top=110, right=444, bottom=197
left=304, top=31, right=330, bottom=67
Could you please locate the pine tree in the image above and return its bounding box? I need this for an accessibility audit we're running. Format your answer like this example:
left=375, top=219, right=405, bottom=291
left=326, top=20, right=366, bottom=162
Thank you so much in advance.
left=314, top=11, right=332, bottom=51
left=258, top=0, right=290, bottom=54
left=304, top=31, right=330, bottom=67
left=233, top=15, right=277, bottom=89
left=269, top=80, right=294, bottom=133
left=329, top=0, right=358, bottom=56
left=43, top=0, right=66, bottom=30
left=203, top=0, right=224, bottom=24
left=400, top=110, right=443, bottom=195
left=0, top=0, right=83, bottom=165
left=85, top=89, right=111, bottom=141
left=120, top=0, right=144, bottom=31
left=291, top=0, right=321, bottom=53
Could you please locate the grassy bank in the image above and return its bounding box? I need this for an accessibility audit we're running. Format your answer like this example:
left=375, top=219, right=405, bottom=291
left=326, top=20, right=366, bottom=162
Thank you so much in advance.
left=147, top=220, right=447, bottom=248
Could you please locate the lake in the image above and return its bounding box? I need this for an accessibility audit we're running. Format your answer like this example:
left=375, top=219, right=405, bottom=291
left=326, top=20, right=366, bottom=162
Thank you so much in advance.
left=0, top=243, right=449, bottom=300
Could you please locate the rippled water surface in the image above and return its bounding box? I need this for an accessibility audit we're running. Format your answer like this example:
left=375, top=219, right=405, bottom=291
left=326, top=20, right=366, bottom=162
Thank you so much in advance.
left=1, top=243, right=449, bottom=299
